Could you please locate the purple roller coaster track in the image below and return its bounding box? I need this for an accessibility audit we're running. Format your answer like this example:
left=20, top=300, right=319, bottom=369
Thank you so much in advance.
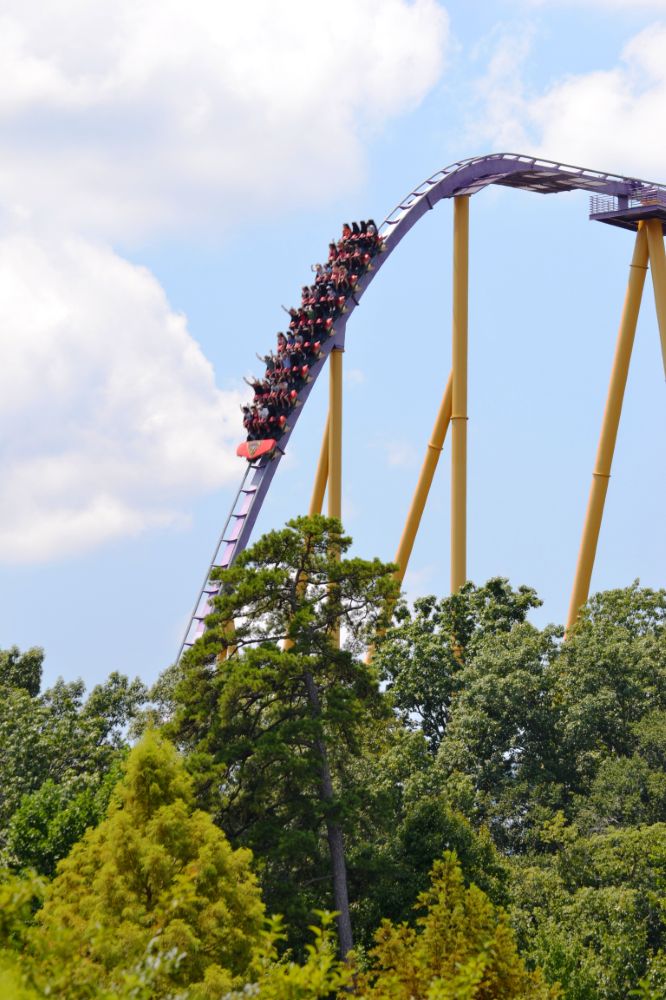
left=177, top=152, right=666, bottom=661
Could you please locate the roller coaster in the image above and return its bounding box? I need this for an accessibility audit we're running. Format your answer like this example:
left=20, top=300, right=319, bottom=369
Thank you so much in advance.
left=178, top=152, right=666, bottom=660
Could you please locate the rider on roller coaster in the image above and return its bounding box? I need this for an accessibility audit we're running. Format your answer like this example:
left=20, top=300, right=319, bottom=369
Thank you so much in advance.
left=241, top=220, right=383, bottom=442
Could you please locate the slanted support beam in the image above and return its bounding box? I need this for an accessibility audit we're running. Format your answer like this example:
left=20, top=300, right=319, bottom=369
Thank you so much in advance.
left=645, top=219, right=666, bottom=380
left=395, top=373, right=453, bottom=584
left=309, top=414, right=330, bottom=515
left=566, top=222, right=648, bottom=634
left=451, top=196, right=469, bottom=593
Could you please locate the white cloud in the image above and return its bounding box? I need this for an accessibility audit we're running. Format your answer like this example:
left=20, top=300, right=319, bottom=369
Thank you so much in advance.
left=473, top=23, right=666, bottom=180
left=527, top=0, right=666, bottom=7
left=531, top=25, right=666, bottom=176
left=0, top=232, right=243, bottom=562
left=0, top=0, right=450, bottom=563
left=0, top=0, right=450, bottom=241
left=467, top=26, right=534, bottom=152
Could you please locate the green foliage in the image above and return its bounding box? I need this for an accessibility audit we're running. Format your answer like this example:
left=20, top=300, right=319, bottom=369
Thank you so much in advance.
left=435, top=622, right=565, bottom=850
left=0, top=647, right=43, bottom=698
left=555, top=584, right=666, bottom=793
left=343, top=724, right=509, bottom=944
left=5, top=761, right=124, bottom=878
left=0, top=871, right=44, bottom=1000
left=356, top=852, right=557, bottom=999
left=0, top=958, right=42, bottom=1000
left=189, top=514, right=398, bottom=662
left=574, top=754, right=666, bottom=831
left=0, top=652, right=147, bottom=871
left=2, top=532, right=664, bottom=1000
left=220, top=914, right=353, bottom=1000
left=517, top=882, right=649, bottom=1000
left=420, top=583, right=666, bottom=849
left=509, top=823, right=666, bottom=999
left=167, top=516, right=399, bottom=945
left=0, top=870, right=44, bottom=951
left=375, top=580, right=666, bottom=996
left=29, top=731, right=266, bottom=999
left=374, top=580, right=541, bottom=753
left=632, top=950, right=666, bottom=999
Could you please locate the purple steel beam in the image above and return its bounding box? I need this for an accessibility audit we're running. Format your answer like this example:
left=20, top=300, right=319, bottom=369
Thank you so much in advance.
left=178, top=152, right=666, bottom=659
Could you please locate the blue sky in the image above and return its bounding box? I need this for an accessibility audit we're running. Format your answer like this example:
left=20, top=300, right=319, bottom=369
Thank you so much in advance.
left=1, top=0, right=664, bottom=691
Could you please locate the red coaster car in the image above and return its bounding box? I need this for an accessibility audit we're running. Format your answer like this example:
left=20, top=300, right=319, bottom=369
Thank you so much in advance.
left=236, top=439, right=278, bottom=461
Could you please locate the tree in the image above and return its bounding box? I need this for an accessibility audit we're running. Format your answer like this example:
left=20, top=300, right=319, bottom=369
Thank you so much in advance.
left=4, top=764, right=124, bottom=878
left=0, top=870, right=44, bottom=954
left=508, top=820, right=666, bottom=999
left=0, top=647, right=42, bottom=698
left=168, top=515, right=398, bottom=956
left=435, top=622, right=565, bottom=850
left=0, top=961, right=41, bottom=1000
left=374, top=580, right=541, bottom=754
left=418, top=584, right=666, bottom=850
left=30, top=731, right=266, bottom=999
left=0, top=869, right=44, bottom=1000
left=222, top=914, right=353, bottom=1000
left=574, top=754, right=666, bottom=831
left=340, top=722, right=509, bottom=946
left=0, top=649, right=147, bottom=871
left=553, top=584, right=666, bottom=795
left=355, top=852, right=557, bottom=999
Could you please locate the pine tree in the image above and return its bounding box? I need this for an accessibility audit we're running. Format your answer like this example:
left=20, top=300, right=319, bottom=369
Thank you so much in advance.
left=168, top=515, right=398, bottom=956
left=356, top=852, right=558, bottom=999
left=30, top=731, right=266, bottom=998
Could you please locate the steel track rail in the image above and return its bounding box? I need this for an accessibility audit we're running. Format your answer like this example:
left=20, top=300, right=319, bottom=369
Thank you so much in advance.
left=178, top=152, right=665, bottom=659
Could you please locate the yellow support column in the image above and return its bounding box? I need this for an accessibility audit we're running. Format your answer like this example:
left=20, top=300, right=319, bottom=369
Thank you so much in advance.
left=645, top=219, right=666, bottom=380
left=309, top=414, right=330, bottom=515
left=451, top=196, right=470, bottom=593
left=328, top=348, right=343, bottom=648
left=223, top=621, right=237, bottom=660
left=395, top=373, right=453, bottom=584
left=566, top=222, right=648, bottom=634
left=328, top=349, right=343, bottom=522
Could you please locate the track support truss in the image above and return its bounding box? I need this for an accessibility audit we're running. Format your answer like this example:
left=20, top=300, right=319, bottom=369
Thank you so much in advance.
left=566, top=220, right=665, bottom=632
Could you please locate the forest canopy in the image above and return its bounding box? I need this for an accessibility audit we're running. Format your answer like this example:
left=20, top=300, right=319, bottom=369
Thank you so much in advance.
left=1, top=516, right=664, bottom=999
